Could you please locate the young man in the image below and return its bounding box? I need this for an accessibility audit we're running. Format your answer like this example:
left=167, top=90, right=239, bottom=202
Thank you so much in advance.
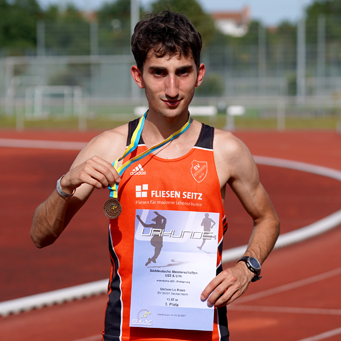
left=31, top=11, right=280, bottom=341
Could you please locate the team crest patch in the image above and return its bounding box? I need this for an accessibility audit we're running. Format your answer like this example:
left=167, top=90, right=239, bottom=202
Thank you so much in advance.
left=190, top=160, right=208, bottom=183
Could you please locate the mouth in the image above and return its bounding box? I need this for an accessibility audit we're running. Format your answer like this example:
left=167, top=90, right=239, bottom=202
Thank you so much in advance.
left=162, top=98, right=182, bottom=108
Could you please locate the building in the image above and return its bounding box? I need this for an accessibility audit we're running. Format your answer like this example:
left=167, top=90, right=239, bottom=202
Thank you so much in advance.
left=211, top=6, right=251, bottom=37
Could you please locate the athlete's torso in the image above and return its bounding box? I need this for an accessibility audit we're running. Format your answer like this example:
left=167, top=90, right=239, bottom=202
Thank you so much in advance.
left=103, top=120, right=229, bottom=341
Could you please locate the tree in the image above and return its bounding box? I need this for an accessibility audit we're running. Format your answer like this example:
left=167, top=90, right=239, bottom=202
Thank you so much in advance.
left=306, top=0, right=341, bottom=18
left=43, top=4, right=91, bottom=55
left=268, top=21, right=297, bottom=46
left=0, top=0, right=43, bottom=52
left=97, top=0, right=132, bottom=22
left=305, top=0, right=341, bottom=43
left=96, top=0, right=143, bottom=54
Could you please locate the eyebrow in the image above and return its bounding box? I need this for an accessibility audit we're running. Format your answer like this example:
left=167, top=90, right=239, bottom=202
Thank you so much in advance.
left=148, top=65, right=194, bottom=72
left=177, top=65, right=194, bottom=72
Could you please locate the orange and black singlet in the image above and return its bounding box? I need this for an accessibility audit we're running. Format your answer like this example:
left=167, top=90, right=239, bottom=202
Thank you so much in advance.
left=102, top=120, right=229, bottom=341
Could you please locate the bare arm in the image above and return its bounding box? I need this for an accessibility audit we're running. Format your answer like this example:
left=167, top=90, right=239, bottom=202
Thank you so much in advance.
left=136, top=215, right=153, bottom=228
left=201, top=131, right=280, bottom=307
left=30, top=128, right=127, bottom=248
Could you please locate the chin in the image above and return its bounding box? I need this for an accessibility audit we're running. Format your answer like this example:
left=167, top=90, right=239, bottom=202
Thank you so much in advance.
left=162, top=108, right=187, bottom=119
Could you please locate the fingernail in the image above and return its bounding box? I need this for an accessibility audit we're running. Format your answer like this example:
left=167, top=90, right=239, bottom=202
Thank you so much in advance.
left=207, top=301, right=213, bottom=308
left=200, top=294, right=205, bottom=301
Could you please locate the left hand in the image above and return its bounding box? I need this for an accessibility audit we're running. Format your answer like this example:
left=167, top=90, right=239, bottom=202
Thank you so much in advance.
left=200, top=262, right=254, bottom=308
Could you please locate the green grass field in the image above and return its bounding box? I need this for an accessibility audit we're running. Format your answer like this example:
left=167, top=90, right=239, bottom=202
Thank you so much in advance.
left=0, top=108, right=340, bottom=131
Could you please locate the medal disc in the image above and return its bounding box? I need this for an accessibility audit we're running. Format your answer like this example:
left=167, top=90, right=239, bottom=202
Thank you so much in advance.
left=103, top=198, right=122, bottom=219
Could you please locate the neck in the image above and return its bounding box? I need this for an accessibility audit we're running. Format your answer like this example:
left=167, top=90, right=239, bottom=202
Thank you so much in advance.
left=144, top=110, right=190, bottom=141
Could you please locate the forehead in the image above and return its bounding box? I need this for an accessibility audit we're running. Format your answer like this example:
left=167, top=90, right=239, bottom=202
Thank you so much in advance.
left=143, top=50, right=195, bottom=69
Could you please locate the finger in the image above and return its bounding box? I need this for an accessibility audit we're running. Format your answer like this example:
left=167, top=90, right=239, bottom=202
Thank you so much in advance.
left=82, top=159, right=120, bottom=188
left=205, top=282, right=230, bottom=308
left=93, top=156, right=121, bottom=184
left=88, top=169, right=116, bottom=189
left=92, top=165, right=120, bottom=187
left=88, top=157, right=121, bottom=185
left=201, top=275, right=224, bottom=302
left=70, top=166, right=109, bottom=190
left=213, top=285, right=241, bottom=308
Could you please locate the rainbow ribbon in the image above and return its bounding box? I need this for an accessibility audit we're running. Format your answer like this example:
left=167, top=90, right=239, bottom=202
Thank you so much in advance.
left=109, top=110, right=191, bottom=198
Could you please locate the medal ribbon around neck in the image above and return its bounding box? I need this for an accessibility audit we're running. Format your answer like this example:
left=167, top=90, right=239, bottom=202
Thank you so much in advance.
left=108, top=110, right=191, bottom=200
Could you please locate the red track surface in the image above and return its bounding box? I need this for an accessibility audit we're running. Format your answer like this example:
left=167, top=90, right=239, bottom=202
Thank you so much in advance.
left=0, top=130, right=340, bottom=341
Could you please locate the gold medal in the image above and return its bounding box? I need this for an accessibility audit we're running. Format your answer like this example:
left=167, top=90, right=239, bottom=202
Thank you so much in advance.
left=103, top=198, right=122, bottom=219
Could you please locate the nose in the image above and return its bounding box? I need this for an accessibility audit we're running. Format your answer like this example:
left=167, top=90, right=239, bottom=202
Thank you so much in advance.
left=165, top=74, right=179, bottom=98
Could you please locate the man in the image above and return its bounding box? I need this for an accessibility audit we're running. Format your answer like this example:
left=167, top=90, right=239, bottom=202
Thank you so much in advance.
left=136, top=211, right=167, bottom=265
left=198, top=213, right=216, bottom=250
left=31, top=11, right=280, bottom=341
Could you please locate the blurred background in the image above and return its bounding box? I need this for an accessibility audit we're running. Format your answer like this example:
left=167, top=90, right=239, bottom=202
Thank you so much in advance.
left=1, top=0, right=341, bottom=131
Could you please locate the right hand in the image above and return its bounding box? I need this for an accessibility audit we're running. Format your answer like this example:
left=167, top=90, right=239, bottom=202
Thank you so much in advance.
left=60, top=156, right=121, bottom=194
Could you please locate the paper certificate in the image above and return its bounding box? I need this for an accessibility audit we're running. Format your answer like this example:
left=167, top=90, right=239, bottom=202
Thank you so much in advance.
left=130, top=209, right=219, bottom=331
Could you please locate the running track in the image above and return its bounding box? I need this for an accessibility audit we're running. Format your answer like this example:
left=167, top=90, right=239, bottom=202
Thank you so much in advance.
left=0, top=130, right=340, bottom=340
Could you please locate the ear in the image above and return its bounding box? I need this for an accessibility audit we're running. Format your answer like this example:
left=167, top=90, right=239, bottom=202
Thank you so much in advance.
left=131, top=65, right=145, bottom=89
left=195, top=63, right=206, bottom=88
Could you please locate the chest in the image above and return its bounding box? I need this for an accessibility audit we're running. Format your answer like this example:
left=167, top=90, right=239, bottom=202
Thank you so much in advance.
left=119, top=147, right=219, bottom=209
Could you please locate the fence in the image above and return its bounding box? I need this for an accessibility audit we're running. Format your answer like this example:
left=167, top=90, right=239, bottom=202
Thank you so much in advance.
left=1, top=15, right=341, bottom=130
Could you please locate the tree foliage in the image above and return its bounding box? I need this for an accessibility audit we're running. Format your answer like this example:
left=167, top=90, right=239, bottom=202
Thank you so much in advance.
left=306, top=0, right=341, bottom=19
left=96, top=0, right=133, bottom=53
left=268, top=21, right=297, bottom=46
left=97, top=0, right=131, bottom=22
left=44, top=4, right=90, bottom=55
left=305, top=0, right=341, bottom=43
left=3, top=0, right=341, bottom=58
left=0, top=0, right=43, bottom=51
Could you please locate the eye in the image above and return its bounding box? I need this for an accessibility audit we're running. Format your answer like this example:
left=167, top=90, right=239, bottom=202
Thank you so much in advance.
left=152, top=69, right=166, bottom=77
left=177, top=68, right=190, bottom=76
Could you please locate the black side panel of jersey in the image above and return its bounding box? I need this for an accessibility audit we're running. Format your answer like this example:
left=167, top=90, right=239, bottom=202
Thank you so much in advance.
left=127, top=118, right=140, bottom=146
left=103, top=231, right=123, bottom=340
left=216, top=263, right=230, bottom=340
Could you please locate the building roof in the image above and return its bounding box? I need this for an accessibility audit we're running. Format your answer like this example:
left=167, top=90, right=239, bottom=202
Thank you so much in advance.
left=211, top=6, right=250, bottom=25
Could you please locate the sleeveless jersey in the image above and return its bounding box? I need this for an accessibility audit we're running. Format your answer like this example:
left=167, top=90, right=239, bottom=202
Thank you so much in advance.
left=102, top=120, right=229, bottom=341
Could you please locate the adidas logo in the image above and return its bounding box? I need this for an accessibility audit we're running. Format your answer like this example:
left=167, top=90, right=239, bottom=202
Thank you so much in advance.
left=130, top=164, right=146, bottom=175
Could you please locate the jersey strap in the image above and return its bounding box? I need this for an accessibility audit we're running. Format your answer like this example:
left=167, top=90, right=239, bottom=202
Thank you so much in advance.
left=109, top=112, right=190, bottom=198
left=194, top=123, right=214, bottom=150
left=127, top=120, right=214, bottom=151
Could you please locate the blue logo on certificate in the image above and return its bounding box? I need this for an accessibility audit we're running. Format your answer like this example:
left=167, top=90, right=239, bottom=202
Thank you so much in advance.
left=130, top=209, right=219, bottom=331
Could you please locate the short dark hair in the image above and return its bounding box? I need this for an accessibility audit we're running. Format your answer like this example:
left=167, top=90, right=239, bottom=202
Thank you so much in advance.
left=131, top=11, right=202, bottom=72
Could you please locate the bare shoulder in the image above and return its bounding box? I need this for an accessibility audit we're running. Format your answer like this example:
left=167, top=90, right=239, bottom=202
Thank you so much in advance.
left=213, top=128, right=257, bottom=186
left=71, top=124, right=129, bottom=167
left=213, top=128, right=252, bottom=164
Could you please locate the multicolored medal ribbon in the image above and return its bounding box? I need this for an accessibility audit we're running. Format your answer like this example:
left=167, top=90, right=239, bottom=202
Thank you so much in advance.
left=103, top=110, right=191, bottom=219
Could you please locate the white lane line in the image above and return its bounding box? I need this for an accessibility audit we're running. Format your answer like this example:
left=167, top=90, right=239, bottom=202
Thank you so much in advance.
left=222, top=156, right=341, bottom=263
left=0, top=280, right=108, bottom=316
left=228, top=305, right=341, bottom=316
left=297, top=327, right=341, bottom=341
left=0, top=138, right=86, bottom=150
left=0, top=143, right=340, bottom=317
left=233, top=267, right=341, bottom=304
left=222, top=210, right=341, bottom=263
left=254, top=156, right=341, bottom=181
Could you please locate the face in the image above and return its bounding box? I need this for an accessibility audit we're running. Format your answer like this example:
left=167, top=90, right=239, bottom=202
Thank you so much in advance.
left=131, top=51, right=205, bottom=119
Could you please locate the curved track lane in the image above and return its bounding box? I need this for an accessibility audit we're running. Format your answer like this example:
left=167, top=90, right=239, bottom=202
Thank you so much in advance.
left=0, top=130, right=340, bottom=340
